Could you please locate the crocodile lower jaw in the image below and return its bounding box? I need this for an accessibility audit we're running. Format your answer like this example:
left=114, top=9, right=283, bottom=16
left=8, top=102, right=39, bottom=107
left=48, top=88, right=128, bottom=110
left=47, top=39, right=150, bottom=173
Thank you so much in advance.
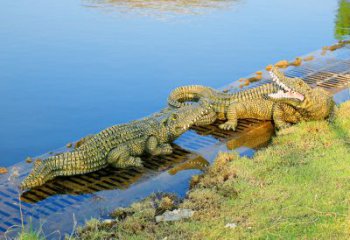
left=269, top=90, right=304, bottom=101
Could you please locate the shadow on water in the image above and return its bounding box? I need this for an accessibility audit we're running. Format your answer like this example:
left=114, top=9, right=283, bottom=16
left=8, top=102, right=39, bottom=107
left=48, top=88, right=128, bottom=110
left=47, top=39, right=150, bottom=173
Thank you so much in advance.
left=83, top=0, right=239, bottom=17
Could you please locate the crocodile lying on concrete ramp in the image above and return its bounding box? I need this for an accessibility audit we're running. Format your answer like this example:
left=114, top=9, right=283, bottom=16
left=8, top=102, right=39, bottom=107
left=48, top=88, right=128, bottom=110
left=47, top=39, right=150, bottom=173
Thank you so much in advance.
left=21, top=102, right=213, bottom=190
left=167, top=80, right=278, bottom=124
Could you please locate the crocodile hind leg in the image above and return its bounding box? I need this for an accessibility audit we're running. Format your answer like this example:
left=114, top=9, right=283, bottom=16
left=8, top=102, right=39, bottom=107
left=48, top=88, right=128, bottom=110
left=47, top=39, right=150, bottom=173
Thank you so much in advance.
left=146, top=136, right=173, bottom=155
left=107, top=146, right=143, bottom=168
left=220, top=100, right=275, bottom=131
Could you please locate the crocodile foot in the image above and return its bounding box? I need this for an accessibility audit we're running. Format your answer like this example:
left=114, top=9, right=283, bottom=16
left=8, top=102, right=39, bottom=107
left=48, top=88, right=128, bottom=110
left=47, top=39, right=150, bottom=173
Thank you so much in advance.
left=158, top=144, right=173, bottom=155
left=111, top=156, right=143, bottom=168
left=219, top=122, right=237, bottom=131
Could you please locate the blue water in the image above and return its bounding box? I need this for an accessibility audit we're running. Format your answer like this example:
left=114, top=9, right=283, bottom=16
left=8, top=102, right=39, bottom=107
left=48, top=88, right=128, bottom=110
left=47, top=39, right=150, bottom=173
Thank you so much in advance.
left=0, top=0, right=346, bottom=166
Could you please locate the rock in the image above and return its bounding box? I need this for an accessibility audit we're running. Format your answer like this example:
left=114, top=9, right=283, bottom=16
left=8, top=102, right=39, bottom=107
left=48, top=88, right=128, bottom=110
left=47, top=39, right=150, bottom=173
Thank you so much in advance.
left=274, top=60, right=289, bottom=68
left=155, top=209, right=194, bottom=222
left=303, top=55, right=314, bottom=62
left=25, top=157, right=33, bottom=163
left=102, top=219, right=115, bottom=224
left=225, top=223, right=237, bottom=229
left=0, top=167, right=8, bottom=174
left=265, top=65, right=273, bottom=71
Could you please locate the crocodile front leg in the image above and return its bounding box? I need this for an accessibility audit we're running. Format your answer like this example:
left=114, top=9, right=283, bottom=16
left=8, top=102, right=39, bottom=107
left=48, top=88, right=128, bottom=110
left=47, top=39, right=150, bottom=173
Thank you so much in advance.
left=146, top=136, right=173, bottom=155
left=272, top=104, right=292, bottom=130
left=107, top=145, right=143, bottom=168
left=219, top=104, right=238, bottom=131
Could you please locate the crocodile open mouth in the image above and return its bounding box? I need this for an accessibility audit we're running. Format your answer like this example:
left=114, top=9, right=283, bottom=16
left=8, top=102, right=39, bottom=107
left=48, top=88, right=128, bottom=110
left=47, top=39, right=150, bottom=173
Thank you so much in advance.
left=268, top=70, right=305, bottom=101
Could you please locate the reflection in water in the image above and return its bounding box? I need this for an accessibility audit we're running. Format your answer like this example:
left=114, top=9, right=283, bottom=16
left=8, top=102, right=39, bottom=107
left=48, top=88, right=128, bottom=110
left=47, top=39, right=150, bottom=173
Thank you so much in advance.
left=226, top=122, right=274, bottom=150
left=84, top=0, right=238, bottom=16
left=168, top=156, right=209, bottom=175
left=335, top=0, right=350, bottom=40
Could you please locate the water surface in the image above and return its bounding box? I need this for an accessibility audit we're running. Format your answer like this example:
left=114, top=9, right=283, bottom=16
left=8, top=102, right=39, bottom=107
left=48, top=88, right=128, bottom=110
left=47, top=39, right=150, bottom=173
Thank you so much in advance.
left=0, top=0, right=348, bottom=166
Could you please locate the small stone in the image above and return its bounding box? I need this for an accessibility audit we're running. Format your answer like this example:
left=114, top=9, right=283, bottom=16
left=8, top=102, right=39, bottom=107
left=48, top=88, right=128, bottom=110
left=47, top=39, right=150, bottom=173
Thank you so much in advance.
left=303, top=55, right=314, bottom=62
left=66, top=143, right=73, bottom=148
left=25, top=157, right=33, bottom=163
left=290, top=57, right=302, bottom=66
left=225, top=223, right=237, bottom=229
left=0, top=167, right=8, bottom=174
left=155, top=209, right=194, bottom=222
left=274, top=60, right=289, bottom=68
left=103, top=219, right=115, bottom=224
left=102, top=219, right=116, bottom=227
left=265, top=65, right=273, bottom=71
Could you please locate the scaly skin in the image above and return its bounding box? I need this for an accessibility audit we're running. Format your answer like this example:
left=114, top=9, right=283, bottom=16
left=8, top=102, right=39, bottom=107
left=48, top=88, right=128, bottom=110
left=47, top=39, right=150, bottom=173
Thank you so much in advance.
left=168, top=82, right=279, bottom=125
left=21, top=103, right=212, bottom=190
left=220, top=67, right=335, bottom=130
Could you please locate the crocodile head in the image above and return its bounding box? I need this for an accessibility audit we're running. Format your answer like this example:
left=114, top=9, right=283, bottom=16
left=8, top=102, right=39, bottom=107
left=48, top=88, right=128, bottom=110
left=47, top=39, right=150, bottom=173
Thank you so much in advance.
left=162, top=101, right=213, bottom=139
left=268, top=66, right=334, bottom=120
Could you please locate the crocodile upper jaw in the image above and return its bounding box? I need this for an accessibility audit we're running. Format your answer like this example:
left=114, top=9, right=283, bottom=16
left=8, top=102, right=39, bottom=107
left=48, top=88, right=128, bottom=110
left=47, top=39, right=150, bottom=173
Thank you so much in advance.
left=268, top=70, right=305, bottom=101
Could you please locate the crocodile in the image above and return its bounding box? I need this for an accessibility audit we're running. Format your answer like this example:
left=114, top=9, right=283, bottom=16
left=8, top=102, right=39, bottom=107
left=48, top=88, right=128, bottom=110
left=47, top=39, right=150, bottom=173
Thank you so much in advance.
left=219, top=67, right=336, bottom=130
left=167, top=79, right=279, bottom=127
left=21, top=103, right=212, bottom=190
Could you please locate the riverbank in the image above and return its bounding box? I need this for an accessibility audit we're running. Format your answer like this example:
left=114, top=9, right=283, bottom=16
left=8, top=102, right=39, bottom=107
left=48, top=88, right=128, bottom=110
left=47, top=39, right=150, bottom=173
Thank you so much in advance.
left=64, top=100, right=350, bottom=239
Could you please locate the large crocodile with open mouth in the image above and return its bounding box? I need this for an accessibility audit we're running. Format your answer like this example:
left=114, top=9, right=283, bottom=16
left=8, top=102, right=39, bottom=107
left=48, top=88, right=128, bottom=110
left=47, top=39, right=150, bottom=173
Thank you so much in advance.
left=219, top=67, right=336, bottom=130
left=21, top=103, right=213, bottom=190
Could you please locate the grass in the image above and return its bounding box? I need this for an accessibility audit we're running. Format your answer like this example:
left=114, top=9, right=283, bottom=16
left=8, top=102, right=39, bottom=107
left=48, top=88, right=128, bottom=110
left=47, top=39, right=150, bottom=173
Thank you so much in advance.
left=17, top=231, right=45, bottom=240
left=15, top=224, right=46, bottom=240
left=20, top=101, right=350, bottom=240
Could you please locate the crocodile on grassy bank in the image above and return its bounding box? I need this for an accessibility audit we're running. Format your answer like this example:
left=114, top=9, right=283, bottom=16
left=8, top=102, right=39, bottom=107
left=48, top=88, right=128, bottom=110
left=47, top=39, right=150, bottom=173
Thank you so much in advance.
left=21, top=102, right=213, bottom=190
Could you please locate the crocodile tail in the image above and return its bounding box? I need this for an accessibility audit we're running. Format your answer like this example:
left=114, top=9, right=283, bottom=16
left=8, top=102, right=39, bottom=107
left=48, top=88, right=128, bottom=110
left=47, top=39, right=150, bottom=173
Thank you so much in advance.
left=20, top=151, right=88, bottom=190
left=167, top=85, right=214, bottom=108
